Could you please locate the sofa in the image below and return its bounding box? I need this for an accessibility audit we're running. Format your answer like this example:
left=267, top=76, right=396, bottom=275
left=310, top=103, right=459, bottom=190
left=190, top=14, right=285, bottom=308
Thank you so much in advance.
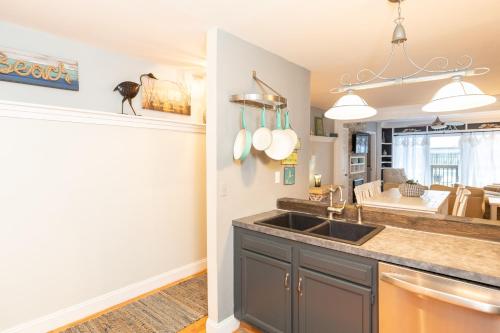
left=429, top=184, right=485, bottom=218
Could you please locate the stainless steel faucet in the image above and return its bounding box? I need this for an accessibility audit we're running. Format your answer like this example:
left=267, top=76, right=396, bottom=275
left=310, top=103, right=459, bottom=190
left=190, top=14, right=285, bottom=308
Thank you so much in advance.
left=328, top=185, right=346, bottom=219
left=355, top=203, right=363, bottom=224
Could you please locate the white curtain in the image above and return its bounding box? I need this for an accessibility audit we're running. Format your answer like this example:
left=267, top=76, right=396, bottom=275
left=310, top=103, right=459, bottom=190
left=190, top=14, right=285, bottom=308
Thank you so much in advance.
left=393, top=134, right=431, bottom=185
left=460, top=131, right=500, bottom=187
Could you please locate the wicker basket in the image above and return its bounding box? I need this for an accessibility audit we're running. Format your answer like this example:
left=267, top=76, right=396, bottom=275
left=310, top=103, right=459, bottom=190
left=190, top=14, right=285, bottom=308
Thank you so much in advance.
left=399, top=183, right=426, bottom=197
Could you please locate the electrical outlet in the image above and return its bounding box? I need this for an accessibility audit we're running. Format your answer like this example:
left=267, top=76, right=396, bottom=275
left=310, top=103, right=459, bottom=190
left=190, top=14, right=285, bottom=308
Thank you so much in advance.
left=275, top=171, right=281, bottom=184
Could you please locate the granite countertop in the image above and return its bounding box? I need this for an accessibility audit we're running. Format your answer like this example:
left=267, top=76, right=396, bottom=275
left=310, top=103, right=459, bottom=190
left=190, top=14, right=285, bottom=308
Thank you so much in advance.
left=233, top=210, right=500, bottom=287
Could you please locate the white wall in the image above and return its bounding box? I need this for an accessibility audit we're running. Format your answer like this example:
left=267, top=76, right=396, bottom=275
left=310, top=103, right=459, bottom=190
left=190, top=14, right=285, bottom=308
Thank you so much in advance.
left=206, top=29, right=310, bottom=327
left=0, top=21, right=206, bottom=331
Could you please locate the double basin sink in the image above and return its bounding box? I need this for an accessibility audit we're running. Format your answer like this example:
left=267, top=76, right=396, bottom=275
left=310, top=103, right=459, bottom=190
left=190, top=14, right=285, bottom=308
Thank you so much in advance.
left=255, top=212, right=384, bottom=246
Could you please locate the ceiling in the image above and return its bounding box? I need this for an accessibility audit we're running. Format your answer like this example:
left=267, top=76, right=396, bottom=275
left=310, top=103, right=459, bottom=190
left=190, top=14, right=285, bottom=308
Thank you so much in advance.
left=2, top=0, right=500, bottom=110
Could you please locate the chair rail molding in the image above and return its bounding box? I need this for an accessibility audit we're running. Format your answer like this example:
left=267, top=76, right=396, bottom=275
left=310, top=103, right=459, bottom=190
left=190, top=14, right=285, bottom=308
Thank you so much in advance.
left=0, top=100, right=206, bottom=133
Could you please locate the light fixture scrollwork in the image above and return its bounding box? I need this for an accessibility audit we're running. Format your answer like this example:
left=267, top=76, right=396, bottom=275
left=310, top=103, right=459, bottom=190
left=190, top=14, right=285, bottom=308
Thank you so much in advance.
left=326, top=0, right=496, bottom=120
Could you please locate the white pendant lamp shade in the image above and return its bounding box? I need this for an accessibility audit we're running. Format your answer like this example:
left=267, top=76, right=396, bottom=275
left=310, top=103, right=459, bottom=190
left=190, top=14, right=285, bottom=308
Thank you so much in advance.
left=422, top=77, right=496, bottom=112
left=324, top=91, right=377, bottom=120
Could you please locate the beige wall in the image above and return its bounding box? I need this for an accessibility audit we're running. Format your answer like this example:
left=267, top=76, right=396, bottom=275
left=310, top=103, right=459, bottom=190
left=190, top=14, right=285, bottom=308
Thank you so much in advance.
left=206, top=29, right=310, bottom=326
left=0, top=21, right=206, bottom=331
left=310, top=106, right=334, bottom=136
left=0, top=115, right=206, bottom=331
left=310, top=141, right=334, bottom=185
left=310, top=107, right=335, bottom=185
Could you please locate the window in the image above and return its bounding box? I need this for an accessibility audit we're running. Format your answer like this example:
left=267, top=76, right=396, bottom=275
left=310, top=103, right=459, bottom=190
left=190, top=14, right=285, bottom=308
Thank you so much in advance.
left=429, top=135, right=460, bottom=186
left=395, top=132, right=500, bottom=187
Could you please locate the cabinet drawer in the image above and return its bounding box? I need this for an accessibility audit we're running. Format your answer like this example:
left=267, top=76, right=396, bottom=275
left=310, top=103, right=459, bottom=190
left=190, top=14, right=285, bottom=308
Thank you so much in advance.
left=241, top=233, right=292, bottom=262
left=299, top=248, right=373, bottom=287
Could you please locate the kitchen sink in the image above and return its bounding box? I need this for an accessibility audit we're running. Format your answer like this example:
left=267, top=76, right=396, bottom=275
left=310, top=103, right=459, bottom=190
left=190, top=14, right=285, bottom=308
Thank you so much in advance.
left=255, top=212, right=384, bottom=246
left=255, top=212, right=327, bottom=231
left=307, top=220, right=384, bottom=245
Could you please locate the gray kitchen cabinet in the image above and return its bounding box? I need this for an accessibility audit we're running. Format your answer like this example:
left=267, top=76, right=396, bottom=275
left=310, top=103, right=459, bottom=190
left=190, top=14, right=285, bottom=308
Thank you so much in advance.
left=297, top=268, right=372, bottom=333
left=234, top=227, right=378, bottom=333
left=240, top=250, right=292, bottom=333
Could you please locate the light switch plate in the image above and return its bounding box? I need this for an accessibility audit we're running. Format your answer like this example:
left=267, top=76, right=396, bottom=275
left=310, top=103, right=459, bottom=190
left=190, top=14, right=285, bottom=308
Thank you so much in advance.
left=275, top=171, right=280, bottom=184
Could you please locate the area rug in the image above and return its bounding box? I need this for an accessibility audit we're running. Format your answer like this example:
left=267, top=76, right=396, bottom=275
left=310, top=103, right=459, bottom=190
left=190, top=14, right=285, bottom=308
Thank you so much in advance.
left=59, top=273, right=207, bottom=333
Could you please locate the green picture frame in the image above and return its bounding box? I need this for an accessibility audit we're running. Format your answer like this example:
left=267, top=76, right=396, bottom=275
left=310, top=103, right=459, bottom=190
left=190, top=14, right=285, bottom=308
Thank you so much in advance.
left=284, top=166, right=296, bottom=185
left=314, top=117, right=325, bottom=136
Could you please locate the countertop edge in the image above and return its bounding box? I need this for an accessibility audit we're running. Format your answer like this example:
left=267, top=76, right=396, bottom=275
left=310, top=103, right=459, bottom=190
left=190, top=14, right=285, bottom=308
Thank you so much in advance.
left=233, top=210, right=500, bottom=288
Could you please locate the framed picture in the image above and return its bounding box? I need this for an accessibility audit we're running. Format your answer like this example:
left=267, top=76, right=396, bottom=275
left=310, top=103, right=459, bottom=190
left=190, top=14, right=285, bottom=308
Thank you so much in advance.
left=142, top=79, right=191, bottom=115
left=0, top=47, right=79, bottom=91
left=314, top=117, right=325, bottom=136
left=284, top=166, right=296, bottom=185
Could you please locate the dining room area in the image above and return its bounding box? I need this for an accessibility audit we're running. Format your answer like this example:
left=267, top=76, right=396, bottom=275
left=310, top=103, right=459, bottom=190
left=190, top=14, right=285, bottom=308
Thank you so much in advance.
left=323, top=115, right=500, bottom=227
left=342, top=120, right=500, bottom=229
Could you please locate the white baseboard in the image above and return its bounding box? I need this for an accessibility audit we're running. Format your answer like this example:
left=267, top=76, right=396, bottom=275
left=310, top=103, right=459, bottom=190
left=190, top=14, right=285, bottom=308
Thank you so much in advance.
left=2, top=259, right=207, bottom=333
left=205, top=315, right=240, bottom=333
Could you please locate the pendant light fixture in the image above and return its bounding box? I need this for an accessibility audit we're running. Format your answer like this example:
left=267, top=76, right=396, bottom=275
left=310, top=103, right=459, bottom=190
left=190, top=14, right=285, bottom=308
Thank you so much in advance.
left=326, top=0, right=495, bottom=120
left=423, top=76, right=496, bottom=112
left=430, top=116, right=447, bottom=130
left=324, top=90, right=377, bottom=120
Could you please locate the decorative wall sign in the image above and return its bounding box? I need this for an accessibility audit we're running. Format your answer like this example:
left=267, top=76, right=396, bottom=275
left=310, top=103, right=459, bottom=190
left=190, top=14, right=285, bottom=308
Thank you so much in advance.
left=142, top=78, right=191, bottom=115
left=0, top=47, right=79, bottom=91
left=284, top=167, right=296, bottom=185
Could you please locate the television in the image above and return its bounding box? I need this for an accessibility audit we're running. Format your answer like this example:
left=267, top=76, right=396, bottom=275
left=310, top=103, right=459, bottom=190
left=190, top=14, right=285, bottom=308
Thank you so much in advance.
left=352, top=132, right=369, bottom=154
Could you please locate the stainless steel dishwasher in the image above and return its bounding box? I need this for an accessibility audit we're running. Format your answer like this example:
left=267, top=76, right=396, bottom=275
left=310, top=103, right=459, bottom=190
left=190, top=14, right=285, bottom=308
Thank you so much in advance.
left=379, top=262, right=500, bottom=333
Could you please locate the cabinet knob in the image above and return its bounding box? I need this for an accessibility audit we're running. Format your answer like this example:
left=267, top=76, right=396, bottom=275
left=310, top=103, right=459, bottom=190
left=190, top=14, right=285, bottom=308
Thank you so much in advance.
left=284, top=272, right=290, bottom=290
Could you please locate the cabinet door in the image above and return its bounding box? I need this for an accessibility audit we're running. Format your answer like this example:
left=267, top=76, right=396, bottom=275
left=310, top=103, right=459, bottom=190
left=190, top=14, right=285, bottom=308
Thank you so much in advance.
left=241, top=250, right=292, bottom=333
left=298, top=268, right=372, bottom=333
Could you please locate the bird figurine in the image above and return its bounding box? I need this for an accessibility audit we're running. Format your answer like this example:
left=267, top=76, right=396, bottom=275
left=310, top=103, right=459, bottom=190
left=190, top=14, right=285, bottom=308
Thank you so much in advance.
left=114, top=73, right=157, bottom=115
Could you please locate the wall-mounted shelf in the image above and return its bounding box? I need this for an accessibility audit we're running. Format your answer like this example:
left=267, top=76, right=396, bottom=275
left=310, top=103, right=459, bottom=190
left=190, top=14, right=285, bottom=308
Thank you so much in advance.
left=350, top=155, right=366, bottom=175
left=380, top=128, right=394, bottom=180
left=310, top=135, right=336, bottom=143
left=0, top=100, right=206, bottom=134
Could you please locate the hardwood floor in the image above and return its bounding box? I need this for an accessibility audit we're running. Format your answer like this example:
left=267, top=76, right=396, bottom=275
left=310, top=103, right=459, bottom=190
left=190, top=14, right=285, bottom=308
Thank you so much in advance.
left=179, top=317, right=261, bottom=333
left=178, top=317, right=207, bottom=333
left=51, top=269, right=259, bottom=333
left=51, top=271, right=207, bottom=333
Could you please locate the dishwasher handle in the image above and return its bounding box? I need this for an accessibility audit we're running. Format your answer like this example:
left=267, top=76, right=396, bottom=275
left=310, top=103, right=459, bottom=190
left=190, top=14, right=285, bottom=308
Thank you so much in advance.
left=381, top=272, right=500, bottom=315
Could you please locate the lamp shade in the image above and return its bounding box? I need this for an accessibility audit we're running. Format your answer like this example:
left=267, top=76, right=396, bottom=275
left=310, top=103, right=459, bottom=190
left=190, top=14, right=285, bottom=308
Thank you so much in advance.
left=324, top=91, right=377, bottom=120
left=422, top=77, right=496, bottom=112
